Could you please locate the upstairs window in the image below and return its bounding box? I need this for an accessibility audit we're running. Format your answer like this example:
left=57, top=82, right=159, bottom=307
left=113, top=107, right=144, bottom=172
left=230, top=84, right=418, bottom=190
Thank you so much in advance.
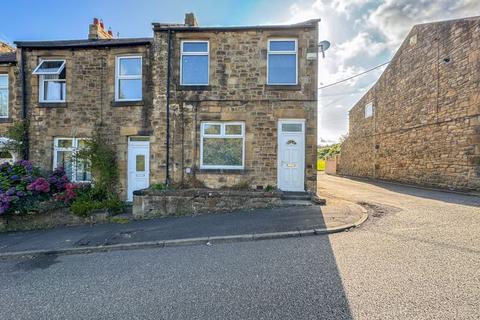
left=267, top=39, right=298, bottom=85
left=365, top=102, right=374, bottom=118
left=200, top=122, right=244, bottom=169
left=181, top=41, right=209, bottom=85
left=33, top=60, right=66, bottom=103
left=0, top=75, right=8, bottom=118
left=115, top=56, right=142, bottom=101
left=53, top=138, right=91, bottom=182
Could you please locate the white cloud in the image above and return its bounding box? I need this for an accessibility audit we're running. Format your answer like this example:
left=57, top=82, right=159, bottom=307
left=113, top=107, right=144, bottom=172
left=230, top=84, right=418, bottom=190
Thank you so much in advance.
left=277, top=0, right=480, bottom=143
left=368, top=0, right=480, bottom=50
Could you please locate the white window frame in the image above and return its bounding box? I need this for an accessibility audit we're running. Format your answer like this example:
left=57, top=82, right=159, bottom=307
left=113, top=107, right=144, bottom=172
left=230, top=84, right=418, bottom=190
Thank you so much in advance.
left=200, top=122, right=245, bottom=170
left=180, top=40, right=210, bottom=86
left=36, top=59, right=66, bottom=103
left=115, top=55, right=143, bottom=102
left=365, top=102, right=374, bottom=118
left=33, top=59, right=66, bottom=75
left=53, top=137, right=91, bottom=183
left=0, top=74, right=8, bottom=118
left=267, top=39, right=298, bottom=85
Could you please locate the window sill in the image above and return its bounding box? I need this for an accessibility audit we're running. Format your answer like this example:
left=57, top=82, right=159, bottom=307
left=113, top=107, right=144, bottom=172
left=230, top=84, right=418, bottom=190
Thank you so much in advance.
left=177, top=85, right=211, bottom=91
left=0, top=118, right=13, bottom=123
left=198, top=168, right=245, bottom=175
left=39, top=102, right=67, bottom=108
left=266, top=84, right=301, bottom=91
left=111, top=100, right=145, bottom=107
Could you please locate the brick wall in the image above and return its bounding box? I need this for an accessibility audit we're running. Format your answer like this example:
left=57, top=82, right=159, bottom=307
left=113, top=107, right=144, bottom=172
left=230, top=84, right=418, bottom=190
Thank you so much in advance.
left=340, top=17, right=480, bottom=191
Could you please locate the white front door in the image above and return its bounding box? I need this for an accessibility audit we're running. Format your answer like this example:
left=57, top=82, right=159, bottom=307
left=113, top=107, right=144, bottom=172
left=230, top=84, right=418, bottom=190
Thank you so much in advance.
left=127, top=137, right=150, bottom=201
left=277, top=120, right=305, bottom=192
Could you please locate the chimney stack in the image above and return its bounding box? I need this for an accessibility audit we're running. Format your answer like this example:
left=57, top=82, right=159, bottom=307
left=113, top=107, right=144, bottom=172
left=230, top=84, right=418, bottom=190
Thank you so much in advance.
left=88, top=17, right=113, bottom=40
left=184, top=13, right=198, bottom=27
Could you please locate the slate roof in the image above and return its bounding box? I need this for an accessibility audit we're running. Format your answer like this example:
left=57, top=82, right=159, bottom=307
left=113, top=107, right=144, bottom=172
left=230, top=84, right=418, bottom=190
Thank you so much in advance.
left=153, top=19, right=320, bottom=32
left=15, top=38, right=153, bottom=49
left=0, top=52, right=16, bottom=64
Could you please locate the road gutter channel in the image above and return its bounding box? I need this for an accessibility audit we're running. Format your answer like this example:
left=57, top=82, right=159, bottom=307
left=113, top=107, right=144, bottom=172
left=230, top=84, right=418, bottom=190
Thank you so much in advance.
left=0, top=210, right=368, bottom=260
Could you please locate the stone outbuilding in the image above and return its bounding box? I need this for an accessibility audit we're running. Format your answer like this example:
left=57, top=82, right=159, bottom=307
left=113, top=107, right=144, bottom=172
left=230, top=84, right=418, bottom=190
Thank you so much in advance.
left=340, top=17, right=480, bottom=191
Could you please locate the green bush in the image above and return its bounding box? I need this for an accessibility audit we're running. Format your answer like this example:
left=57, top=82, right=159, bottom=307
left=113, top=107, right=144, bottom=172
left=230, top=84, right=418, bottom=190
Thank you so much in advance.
left=150, top=183, right=167, bottom=191
left=4, top=120, right=28, bottom=158
left=70, top=198, right=101, bottom=217
left=0, top=161, right=74, bottom=215
left=71, top=127, right=125, bottom=217
left=70, top=183, right=125, bottom=217
left=264, top=185, right=276, bottom=192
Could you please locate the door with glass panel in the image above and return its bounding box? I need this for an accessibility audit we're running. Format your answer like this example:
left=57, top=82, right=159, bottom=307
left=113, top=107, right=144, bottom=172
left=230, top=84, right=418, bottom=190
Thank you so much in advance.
left=127, top=137, right=150, bottom=201
left=277, top=120, right=305, bottom=192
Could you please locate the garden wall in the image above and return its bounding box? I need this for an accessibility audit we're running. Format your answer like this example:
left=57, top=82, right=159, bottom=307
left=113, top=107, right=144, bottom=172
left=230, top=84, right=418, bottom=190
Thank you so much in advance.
left=132, top=189, right=284, bottom=218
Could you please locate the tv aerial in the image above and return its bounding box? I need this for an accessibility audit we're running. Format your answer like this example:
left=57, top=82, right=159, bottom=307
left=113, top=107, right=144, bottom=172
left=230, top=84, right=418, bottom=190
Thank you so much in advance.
left=319, top=40, right=331, bottom=58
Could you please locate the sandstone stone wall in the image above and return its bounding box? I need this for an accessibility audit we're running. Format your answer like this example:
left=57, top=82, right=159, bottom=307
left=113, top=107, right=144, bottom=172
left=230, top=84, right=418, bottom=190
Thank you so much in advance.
left=0, top=61, right=21, bottom=136
left=133, top=188, right=283, bottom=218
left=340, top=17, right=480, bottom=191
left=10, top=20, right=319, bottom=200
left=152, top=25, right=319, bottom=192
left=21, top=44, right=153, bottom=198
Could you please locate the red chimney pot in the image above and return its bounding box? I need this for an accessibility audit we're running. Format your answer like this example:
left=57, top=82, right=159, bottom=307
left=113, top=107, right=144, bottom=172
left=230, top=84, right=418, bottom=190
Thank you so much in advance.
left=108, top=29, right=113, bottom=36
left=100, top=20, right=104, bottom=29
left=93, top=17, right=99, bottom=25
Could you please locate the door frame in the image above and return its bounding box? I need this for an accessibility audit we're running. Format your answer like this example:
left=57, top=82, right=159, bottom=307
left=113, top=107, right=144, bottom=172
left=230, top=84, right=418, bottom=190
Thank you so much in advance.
left=277, top=119, right=306, bottom=192
left=127, top=137, right=150, bottom=201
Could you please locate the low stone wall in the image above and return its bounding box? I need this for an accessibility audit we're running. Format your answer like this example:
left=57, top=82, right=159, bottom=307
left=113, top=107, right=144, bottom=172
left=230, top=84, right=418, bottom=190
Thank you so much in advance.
left=133, top=189, right=284, bottom=219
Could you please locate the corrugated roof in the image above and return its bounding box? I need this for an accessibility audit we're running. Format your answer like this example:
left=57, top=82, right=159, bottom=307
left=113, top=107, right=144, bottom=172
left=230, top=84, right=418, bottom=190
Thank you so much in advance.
left=153, top=19, right=320, bottom=32
left=15, top=37, right=153, bottom=49
left=0, top=52, right=16, bottom=64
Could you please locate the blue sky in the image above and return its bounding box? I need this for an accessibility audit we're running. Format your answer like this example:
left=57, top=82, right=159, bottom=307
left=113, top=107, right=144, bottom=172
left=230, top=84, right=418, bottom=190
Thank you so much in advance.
left=1, top=0, right=480, bottom=144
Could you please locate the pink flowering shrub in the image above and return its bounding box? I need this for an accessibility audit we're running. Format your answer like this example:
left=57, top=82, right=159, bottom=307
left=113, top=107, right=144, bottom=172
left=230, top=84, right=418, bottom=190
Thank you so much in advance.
left=0, top=161, right=76, bottom=215
left=27, top=177, right=51, bottom=193
left=54, top=183, right=82, bottom=205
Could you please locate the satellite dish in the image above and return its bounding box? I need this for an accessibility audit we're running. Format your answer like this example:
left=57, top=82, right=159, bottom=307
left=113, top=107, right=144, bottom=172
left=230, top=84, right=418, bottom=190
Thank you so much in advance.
left=319, top=40, right=331, bottom=58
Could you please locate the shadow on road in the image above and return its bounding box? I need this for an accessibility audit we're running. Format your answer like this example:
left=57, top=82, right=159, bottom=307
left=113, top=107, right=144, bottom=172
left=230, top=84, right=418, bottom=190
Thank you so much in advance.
left=0, top=205, right=354, bottom=319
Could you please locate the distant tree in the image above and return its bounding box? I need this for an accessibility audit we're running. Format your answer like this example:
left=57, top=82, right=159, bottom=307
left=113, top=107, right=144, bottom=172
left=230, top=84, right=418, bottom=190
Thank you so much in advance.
left=317, top=136, right=346, bottom=159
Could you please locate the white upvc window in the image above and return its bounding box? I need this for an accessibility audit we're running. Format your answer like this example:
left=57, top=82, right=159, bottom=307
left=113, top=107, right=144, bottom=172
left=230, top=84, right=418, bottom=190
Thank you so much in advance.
left=0, top=74, right=8, bottom=118
left=33, top=59, right=66, bottom=103
left=180, top=40, right=209, bottom=86
left=53, top=138, right=91, bottom=182
left=267, top=39, right=298, bottom=85
left=365, top=102, right=374, bottom=118
left=115, top=56, right=143, bottom=101
left=200, top=122, right=245, bottom=170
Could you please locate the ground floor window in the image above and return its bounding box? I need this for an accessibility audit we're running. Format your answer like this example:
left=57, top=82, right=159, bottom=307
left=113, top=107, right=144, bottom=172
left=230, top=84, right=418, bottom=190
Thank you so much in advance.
left=53, top=138, right=91, bottom=182
left=200, top=122, right=245, bottom=169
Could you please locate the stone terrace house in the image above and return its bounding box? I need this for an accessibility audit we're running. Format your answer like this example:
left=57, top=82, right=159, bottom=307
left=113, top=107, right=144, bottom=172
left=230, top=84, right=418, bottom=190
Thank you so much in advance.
left=1, top=14, right=319, bottom=200
left=340, top=17, right=480, bottom=191
left=0, top=43, right=19, bottom=163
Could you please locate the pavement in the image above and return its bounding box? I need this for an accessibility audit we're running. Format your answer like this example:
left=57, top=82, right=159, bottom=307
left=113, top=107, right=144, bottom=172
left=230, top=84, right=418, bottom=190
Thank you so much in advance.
left=0, top=174, right=478, bottom=319
left=0, top=196, right=366, bottom=257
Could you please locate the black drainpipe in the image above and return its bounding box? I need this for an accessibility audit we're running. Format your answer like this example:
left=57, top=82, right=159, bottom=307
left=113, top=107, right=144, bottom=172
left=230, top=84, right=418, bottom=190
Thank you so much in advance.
left=165, top=30, right=172, bottom=185
left=20, top=48, right=29, bottom=160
